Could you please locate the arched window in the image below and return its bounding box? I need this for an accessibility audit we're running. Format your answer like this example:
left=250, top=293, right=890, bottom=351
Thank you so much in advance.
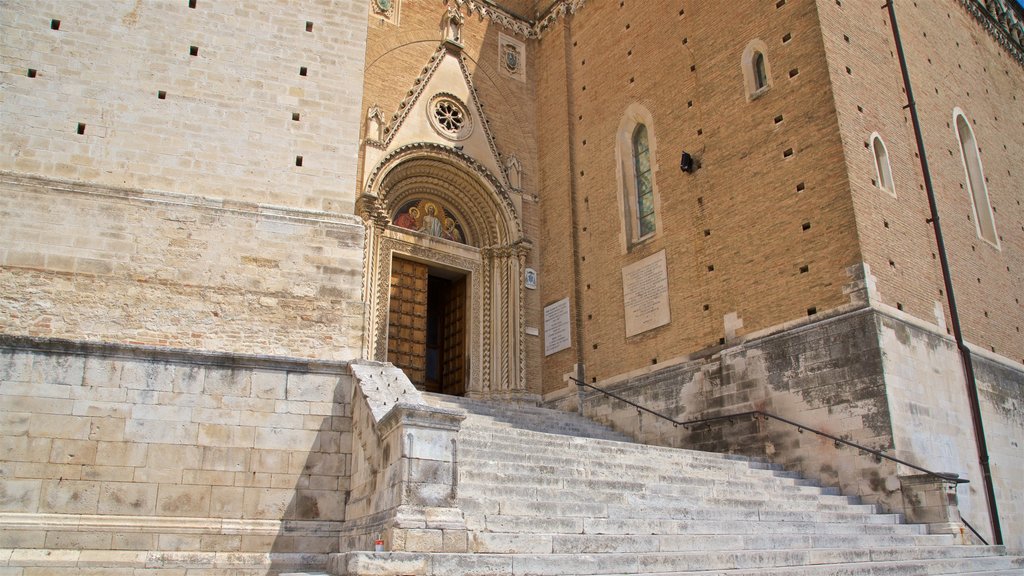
left=953, top=109, right=998, bottom=247
left=871, top=134, right=894, bottom=195
left=633, top=125, right=655, bottom=238
left=616, top=104, right=660, bottom=249
left=742, top=40, right=772, bottom=99
left=753, top=52, right=768, bottom=91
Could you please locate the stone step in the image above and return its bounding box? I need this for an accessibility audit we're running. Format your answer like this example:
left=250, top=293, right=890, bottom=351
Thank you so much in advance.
left=456, top=479, right=850, bottom=510
left=457, top=451, right=790, bottom=489
left=468, top=529, right=953, bottom=553
left=375, top=395, right=1022, bottom=576
left=461, top=508, right=907, bottom=537
left=424, top=394, right=636, bottom=441
left=458, top=501, right=928, bottom=536
left=334, top=548, right=1019, bottom=576
left=457, top=428, right=751, bottom=464
left=0, top=549, right=328, bottom=575
left=458, top=441, right=766, bottom=474
left=458, top=457, right=839, bottom=498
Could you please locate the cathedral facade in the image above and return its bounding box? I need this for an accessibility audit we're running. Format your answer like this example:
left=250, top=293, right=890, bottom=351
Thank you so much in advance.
left=1, top=0, right=1022, bottom=567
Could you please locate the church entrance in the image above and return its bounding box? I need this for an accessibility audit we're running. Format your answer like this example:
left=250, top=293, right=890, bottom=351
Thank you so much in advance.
left=387, top=256, right=467, bottom=396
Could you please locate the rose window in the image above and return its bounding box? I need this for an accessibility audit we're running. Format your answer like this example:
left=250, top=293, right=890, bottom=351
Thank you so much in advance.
left=427, top=94, right=472, bottom=140
left=434, top=100, right=464, bottom=134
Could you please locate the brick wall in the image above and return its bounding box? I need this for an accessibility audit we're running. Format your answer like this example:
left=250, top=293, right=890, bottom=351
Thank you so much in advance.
left=818, top=0, right=1024, bottom=362
left=534, top=0, right=864, bottom=393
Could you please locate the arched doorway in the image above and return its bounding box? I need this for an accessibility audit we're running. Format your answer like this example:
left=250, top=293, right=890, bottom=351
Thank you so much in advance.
left=359, top=144, right=529, bottom=398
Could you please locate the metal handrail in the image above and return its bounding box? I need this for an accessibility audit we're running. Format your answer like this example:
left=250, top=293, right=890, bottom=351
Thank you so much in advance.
left=961, top=517, right=989, bottom=546
left=570, top=376, right=968, bottom=485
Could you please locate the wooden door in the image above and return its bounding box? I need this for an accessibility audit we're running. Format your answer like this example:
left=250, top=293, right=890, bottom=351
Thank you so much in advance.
left=441, top=276, right=467, bottom=396
left=387, top=257, right=428, bottom=388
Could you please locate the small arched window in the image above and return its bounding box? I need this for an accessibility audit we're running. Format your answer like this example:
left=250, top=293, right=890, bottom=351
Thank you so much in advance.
left=871, top=134, right=894, bottom=195
left=953, top=109, right=998, bottom=247
left=742, top=40, right=772, bottom=99
left=753, top=52, right=768, bottom=91
left=616, top=104, right=660, bottom=249
left=632, top=124, right=655, bottom=238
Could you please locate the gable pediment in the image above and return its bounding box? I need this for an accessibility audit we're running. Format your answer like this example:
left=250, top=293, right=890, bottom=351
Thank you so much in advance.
left=363, top=43, right=507, bottom=191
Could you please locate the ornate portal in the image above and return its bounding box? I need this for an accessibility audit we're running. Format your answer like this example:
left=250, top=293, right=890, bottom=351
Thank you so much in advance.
left=360, top=144, right=530, bottom=399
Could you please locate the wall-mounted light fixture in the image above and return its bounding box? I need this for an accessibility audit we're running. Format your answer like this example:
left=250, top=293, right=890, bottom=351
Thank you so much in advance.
left=680, top=151, right=694, bottom=173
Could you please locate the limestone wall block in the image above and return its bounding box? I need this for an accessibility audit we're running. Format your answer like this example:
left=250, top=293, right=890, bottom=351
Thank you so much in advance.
left=209, top=486, right=245, bottom=517
left=204, top=369, right=253, bottom=397
left=96, top=441, right=148, bottom=468
left=80, top=465, right=134, bottom=482
left=124, top=419, right=198, bottom=445
left=251, top=370, right=286, bottom=400
left=44, top=530, right=113, bottom=551
left=286, top=373, right=347, bottom=402
left=0, top=479, right=42, bottom=512
left=197, top=424, right=255, bottom=449
left=182, top=470, right=237, bottom=487
left=40, top=479, right=100, bottom=514
left=156, top=484, right=212, bottom=517
left=5, top=395, right=73, bottom=418
left=0, top=412, right=30, bottom=437
left=253, top=427, right=318, bottom=452
left=28, top=414, right=91, bottom=440
left=97, top=482, right=158, bottom=515
left=48, top=438, right=97, bottom=465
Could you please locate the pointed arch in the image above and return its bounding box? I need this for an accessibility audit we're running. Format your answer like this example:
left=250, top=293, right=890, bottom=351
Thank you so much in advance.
left=616, top=103, right=661, bottom=250
left=742, top=39, right=773, bottom=99
left=870, top=133, right=895, bottom=196
left=359, top=143, right=529, bottom=398
left=953, top=108, right=998, bottom=248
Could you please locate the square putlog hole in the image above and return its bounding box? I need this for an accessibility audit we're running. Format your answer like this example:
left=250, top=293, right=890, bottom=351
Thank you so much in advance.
left=189, top=45, right=199, bottom=56
left=51, top=19, right=61, bottom=30
left=76, top=122, right=86, bottom=135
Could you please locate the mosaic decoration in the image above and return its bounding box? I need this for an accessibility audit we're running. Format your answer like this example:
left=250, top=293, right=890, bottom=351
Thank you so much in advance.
left=392, top=199, right=468, bottom=245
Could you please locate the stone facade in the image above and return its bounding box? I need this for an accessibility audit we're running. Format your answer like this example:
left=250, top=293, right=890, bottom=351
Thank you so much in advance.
left=0, top=336, right=351, bottom=569
left=1, top=0, right=1022, bottom=567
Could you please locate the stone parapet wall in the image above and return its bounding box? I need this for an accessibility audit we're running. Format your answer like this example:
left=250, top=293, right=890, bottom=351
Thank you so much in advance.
left=0, top=173, right=366, bottom=360
left=0, top=336, right=353, bottom=557
left=556, top=306, right=1024, bottom=551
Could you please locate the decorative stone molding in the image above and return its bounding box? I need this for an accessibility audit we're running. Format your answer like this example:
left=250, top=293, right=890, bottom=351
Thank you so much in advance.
left=498, top=32, right=526, bottom=82
left=371, top=0, right=401, bottom=25
left=960, top=0, right=1024, bottom=66
left=445, top=0, right=587, bottom=38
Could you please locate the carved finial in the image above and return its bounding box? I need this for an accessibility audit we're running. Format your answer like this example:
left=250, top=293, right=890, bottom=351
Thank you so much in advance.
left=444, top=6, right=464, bottom=45
left=366, top=104, right=385, bottom=143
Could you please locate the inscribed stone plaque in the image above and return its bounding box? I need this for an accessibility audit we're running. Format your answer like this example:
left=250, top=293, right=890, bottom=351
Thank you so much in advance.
left=622, top=250, right=670, bottom=337
left=543, top=298, right=571, bottom=356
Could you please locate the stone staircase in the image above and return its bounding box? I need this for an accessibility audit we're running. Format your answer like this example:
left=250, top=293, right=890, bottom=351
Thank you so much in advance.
left=334, top=394, right=1022, bottom=576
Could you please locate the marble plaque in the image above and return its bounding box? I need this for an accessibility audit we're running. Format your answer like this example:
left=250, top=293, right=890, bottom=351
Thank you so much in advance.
left=544, top=298, right=571, bottom=356
left=622, top=250, right=670, bottom=337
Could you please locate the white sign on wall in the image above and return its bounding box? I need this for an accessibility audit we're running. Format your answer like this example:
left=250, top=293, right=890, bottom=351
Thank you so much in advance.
left=543, top=297, right=571, bottom=356
left=622, top=250, right=671, bottom=337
